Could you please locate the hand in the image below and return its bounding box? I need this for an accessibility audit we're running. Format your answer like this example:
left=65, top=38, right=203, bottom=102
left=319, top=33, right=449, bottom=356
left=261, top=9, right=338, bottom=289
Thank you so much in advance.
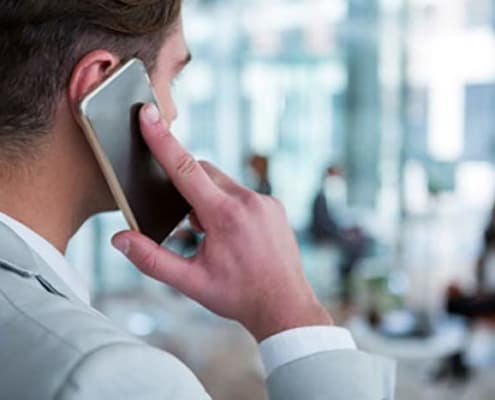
left=112, top=103, right=333, bottom=342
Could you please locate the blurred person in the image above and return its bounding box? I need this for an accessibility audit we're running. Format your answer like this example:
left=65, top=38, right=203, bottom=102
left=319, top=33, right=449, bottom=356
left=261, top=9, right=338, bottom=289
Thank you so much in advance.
left=247, top=154, right=272, bottom=195
left=0, top=2, right=395, bottom=399
left=310, top=166, right=372, bottom=303
left=475, top=203, right=495, bottom=296
left=433, top=203, right=495, bottom=382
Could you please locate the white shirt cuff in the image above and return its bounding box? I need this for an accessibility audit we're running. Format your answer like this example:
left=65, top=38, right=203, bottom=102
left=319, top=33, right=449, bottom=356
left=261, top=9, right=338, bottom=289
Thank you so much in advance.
left=259, top=326, right=357, bottom=377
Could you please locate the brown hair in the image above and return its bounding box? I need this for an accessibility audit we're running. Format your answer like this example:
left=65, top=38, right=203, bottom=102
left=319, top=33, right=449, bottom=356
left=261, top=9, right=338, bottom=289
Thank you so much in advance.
left=249, top=155, right=270, bottom=182
left=0, top=0, right=182, bottom=157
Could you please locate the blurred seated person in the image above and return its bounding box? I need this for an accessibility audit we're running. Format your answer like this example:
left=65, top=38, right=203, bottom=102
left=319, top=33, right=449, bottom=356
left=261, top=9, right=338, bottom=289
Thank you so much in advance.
left=248, top=154, right=272, bottom=196
left=434, top=203, right=495, bottom=381
left=310, top=165, right=372, bottom=303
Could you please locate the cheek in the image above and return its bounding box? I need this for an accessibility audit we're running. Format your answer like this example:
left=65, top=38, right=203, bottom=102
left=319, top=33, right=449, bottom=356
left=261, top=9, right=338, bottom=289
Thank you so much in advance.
left=152, top=78, right=177, bottom=122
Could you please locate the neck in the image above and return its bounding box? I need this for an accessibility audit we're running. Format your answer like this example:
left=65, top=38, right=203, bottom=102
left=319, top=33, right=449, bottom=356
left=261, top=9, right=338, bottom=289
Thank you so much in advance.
left=0, top=160, right=88, bottom=254
left=0, top=107, right=116, bottom=253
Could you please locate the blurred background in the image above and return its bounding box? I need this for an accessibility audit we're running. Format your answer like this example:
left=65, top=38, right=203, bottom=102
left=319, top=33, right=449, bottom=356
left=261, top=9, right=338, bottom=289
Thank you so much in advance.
left=67, top=0, right=495, bottom=398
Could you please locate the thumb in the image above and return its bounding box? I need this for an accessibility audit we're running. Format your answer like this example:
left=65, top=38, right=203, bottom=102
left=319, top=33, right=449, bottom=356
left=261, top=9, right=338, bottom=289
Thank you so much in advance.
left=112, top=231, right=206, bottom=296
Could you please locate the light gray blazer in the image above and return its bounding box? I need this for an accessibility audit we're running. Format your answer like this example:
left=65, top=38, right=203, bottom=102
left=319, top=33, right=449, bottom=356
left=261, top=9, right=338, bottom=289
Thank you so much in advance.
left=0, top=221, right=396, bottom=399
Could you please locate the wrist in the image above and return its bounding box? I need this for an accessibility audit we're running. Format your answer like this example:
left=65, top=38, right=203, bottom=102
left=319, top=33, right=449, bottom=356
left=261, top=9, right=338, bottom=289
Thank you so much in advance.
left=249, top=295, right=334, bottom=342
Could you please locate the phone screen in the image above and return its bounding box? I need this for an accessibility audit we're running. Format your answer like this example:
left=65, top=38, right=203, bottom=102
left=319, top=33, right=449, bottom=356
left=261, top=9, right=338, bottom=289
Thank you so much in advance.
left=79, top=59, right=191, bottom=244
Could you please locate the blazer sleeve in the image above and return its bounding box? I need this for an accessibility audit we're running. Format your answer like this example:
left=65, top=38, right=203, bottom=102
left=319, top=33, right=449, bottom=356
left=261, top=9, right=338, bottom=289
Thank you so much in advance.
left=56, top=343, right=211, bottom=400
left=266, top=350, right=396, bottom=400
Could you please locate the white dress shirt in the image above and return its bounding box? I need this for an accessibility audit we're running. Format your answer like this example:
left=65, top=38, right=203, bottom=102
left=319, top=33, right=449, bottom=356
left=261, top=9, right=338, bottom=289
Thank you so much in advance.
left=0, top=211, right=357, bottom=377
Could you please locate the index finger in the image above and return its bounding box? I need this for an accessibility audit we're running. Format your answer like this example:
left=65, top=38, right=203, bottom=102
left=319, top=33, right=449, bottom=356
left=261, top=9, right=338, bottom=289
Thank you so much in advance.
left=140, top=103, right=225, bottom=216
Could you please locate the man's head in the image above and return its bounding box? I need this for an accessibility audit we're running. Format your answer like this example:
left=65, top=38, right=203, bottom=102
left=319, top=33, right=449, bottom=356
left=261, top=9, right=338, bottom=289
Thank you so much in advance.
left=0, top=0, right=190, bottom=219
left=326, top=166, right=344, bottom=178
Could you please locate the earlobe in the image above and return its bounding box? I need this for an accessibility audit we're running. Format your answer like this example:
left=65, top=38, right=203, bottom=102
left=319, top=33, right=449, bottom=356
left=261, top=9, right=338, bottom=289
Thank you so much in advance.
left=68, top=50, right=121, bottom=120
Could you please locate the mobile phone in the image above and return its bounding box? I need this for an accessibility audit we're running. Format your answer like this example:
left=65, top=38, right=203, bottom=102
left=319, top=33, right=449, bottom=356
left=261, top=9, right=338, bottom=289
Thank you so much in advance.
left=78, top=58, right=191, bottom=244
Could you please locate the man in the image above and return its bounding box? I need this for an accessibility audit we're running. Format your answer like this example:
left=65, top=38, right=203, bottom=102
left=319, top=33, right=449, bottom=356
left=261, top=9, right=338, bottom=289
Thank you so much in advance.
left=0, top=1, right=395, bottom=399
left=310, top=166, right=371, bottom=303
left=433, top=203, right=495, bottom=382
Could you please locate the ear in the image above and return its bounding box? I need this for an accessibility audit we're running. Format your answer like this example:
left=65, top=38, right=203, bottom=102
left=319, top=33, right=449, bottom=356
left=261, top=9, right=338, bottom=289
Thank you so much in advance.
left=68, top=50, right=121, bottom=121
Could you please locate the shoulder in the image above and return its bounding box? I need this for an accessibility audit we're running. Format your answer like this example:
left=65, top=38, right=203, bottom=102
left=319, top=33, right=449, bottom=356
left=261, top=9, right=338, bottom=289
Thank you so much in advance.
left=0, top=266, right=209, bottom=400
left=57, top=342, right=210, bottom=400
left=0, top=262, right=139, bottom=355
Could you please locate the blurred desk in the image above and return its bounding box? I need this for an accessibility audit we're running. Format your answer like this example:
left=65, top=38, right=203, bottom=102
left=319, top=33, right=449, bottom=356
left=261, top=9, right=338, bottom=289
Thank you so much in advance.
left=349, top=316, right=467, bottom=361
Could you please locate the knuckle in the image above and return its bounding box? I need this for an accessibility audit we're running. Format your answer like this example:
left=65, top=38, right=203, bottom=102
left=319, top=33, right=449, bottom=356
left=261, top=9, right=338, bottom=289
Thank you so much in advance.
left=271, top=196, right=285, bottom=211
left=198, top=160, right=213, bottom=170
left=198, top=160, right=215, bottom=179
left=140, top=247, right=160, bottom=276
left=241, top=190, right=263, bottom=211
left=176, top=153, right=197, bottom=177
left=217, top=198, right=244, bottom=228
left=262, top=194, right=282, bottom=208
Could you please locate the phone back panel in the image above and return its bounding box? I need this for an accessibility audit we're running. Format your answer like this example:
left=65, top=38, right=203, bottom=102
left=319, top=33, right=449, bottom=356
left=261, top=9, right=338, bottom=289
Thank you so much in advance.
left=80, top=59, right=191, bottom=244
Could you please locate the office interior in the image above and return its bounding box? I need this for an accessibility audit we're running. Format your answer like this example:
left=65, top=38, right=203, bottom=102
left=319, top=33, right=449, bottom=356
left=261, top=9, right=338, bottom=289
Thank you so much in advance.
left=66, top=0, right=495, bottom=398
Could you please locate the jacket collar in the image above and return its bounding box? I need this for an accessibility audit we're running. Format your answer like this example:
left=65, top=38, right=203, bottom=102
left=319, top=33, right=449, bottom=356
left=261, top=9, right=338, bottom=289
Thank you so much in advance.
left=0, top=220, right=86, bottom=307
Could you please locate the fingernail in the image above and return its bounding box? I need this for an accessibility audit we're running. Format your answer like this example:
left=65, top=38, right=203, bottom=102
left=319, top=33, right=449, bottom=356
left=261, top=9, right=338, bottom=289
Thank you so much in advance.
left=143, top=103, right=161, bottom=125
left=112, top=237, right=130, bottom=256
